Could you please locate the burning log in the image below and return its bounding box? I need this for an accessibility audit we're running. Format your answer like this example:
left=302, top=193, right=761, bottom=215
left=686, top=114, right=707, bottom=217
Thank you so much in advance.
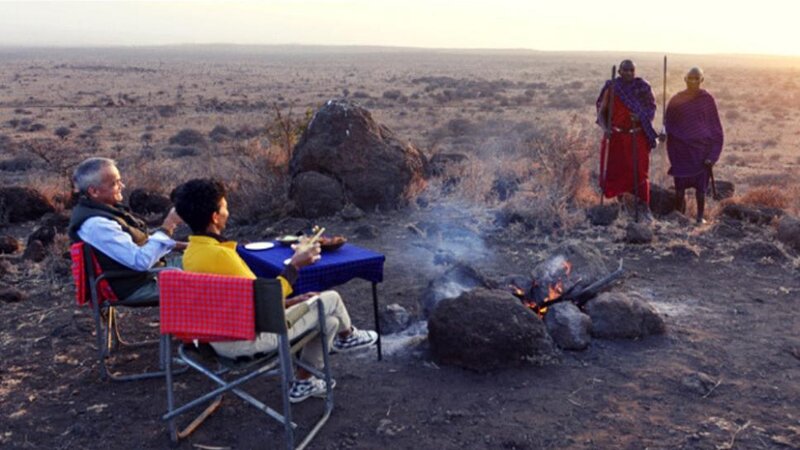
left=511, top=259, right=624, bottom=316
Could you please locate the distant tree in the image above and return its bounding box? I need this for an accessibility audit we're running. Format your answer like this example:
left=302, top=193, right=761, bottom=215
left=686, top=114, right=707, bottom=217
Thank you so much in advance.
left=54, top=126, right=71, bottom=140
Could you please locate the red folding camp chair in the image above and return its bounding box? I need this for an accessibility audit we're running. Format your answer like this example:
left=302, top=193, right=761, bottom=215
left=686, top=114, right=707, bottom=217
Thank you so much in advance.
left=70, top=242, right=183, bottom=381
left=159, top=270, right=334, bottom=450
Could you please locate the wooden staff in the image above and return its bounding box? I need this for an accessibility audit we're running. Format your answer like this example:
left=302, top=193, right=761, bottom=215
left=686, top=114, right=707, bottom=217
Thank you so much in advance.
left=600, top=65, right=616, bottom=206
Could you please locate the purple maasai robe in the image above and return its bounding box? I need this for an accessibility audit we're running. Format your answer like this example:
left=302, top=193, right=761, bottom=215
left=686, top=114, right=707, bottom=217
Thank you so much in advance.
left=664, top=89, right=724, bottom=191
left=596, top=77, right=658, bottom=149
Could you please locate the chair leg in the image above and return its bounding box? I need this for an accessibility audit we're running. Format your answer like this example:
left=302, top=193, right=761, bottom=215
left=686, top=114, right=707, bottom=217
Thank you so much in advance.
left=278, top=337, right=295, bottom=450
left=164, top=335, right=179, bottom=445
left=91, top=302, right=110, bottom=381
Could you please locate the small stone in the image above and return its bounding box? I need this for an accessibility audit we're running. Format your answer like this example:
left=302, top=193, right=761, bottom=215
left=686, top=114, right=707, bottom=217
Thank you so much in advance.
left=353, top=224, right=378, bottom=239
left=0, top=286, right=25, bottom=303
left=681, top=371, right=719, bottom=396
left=776, top=215, right=800, bottom=253
left=0, top=235, right=21, bottom=254
left=586, top=204, right=619, bottom=226
left=379, top=303, right=412, bottom=334
left=23, top=239, right=47, bottom=262
left=339, top=203, right=365, bottom=221
left=625, top=222, right=653, bottom=244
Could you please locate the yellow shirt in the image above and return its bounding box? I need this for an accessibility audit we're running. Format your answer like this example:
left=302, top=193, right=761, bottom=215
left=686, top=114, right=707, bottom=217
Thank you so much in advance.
left=183, top=235, right=293, bottom=298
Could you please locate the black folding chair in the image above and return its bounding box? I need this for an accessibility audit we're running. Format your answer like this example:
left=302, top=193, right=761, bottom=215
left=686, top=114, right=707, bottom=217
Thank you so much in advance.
left=159, top=270, right=334, bottom=450
left=70, top=242, right=184, bottom=381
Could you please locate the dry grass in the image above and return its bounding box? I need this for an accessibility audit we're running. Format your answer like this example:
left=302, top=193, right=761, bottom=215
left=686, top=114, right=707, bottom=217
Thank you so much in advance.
left=738, top=186, right=789, bottom=210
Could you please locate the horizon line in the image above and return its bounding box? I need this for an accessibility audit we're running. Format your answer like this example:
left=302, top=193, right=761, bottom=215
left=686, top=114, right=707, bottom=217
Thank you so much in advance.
left=0, top=43, right=799, bottom=60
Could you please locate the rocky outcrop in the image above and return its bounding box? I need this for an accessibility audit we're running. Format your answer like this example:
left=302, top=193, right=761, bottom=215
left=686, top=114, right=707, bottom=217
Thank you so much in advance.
left=290, top=99, right=427, bottom=213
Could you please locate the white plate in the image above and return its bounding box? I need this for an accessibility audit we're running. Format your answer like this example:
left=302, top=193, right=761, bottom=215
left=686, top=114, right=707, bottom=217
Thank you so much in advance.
left=244, top=242, right=275, bottom=251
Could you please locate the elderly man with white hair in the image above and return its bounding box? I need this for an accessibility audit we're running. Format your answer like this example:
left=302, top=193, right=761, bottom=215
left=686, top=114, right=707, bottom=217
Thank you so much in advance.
left=67, top=157, right=184, bottom=303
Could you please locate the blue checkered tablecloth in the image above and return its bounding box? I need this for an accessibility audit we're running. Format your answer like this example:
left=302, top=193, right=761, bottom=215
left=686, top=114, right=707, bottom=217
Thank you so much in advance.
left=238, top=242, right=385, bottom=294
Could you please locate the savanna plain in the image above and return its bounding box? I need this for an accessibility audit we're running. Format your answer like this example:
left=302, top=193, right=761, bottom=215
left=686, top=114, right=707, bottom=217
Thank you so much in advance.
left=0, top=46, right=799, bottom=449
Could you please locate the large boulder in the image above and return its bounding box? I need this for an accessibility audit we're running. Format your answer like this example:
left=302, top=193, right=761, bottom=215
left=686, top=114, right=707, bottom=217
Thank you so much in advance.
left=0, top=186, right=55, bottom=224
left=428, top=288, right=557, bottom=372
left=289, top=99, right=427, bottom=211
left=585, top=292, right=666, bottom=339
left=289, top=171, right=346, bottom=218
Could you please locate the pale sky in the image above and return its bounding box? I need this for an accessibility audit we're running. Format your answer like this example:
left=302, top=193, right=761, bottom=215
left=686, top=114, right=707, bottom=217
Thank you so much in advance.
left=0, top=0, right=799, bottom=56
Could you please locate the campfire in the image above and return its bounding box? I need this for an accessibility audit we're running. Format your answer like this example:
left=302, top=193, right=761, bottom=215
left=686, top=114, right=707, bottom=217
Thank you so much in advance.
left=511, top=258, right=625, bottom=317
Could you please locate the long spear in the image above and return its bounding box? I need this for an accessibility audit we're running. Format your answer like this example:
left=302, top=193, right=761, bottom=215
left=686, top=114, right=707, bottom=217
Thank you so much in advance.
left=600, top=65, right=616, bottom=206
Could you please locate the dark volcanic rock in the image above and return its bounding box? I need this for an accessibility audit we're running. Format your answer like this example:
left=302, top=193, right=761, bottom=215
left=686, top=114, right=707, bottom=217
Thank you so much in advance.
left=585, top=292, right=666, bottom=339
left=0, top=186, right=55, bottom=224
left=0, top=286, right=25, bottom=303
left=625, top=222, right=653, bottom=244
left=721, top=203, right=783, bottom=225
left=734, top=242, right=787, bottom=263
left=23, top=239, right=47, bottom=262
left=0, top=235, right=20, bottom=254
left=129, top=188, right=172, bottom=216
left=339, top=203, right=365, bottom=221
left=667, top=244, right=700, bottom=260
left=421, top=262, right=495, bottom=318
left=428, top=288, right=557, bottom=372
left=379, top=303, right=412, bottom=334
left=712, top=217, right=746, bottom=239
left=544, top=302, right=592, bottom=350
left=586, top=204, right=619, bottom=226
left=649, top=183, right=677, bottom=216
left=290, top=99, right=427, bottom=211
left=776, top=216, right=800, bottom=253
left=289, top=171, right=346, bottom=218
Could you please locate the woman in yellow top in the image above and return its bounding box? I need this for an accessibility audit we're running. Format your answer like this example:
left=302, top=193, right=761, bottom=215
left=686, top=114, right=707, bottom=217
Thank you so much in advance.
left=172, top=178, right=377, bottom=403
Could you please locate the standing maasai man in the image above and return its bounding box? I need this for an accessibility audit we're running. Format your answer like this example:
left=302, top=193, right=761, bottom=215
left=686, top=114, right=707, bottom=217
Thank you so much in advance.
left=664, top=67, right=724, bottom=224
left=596, top=60, right=658, bottom=221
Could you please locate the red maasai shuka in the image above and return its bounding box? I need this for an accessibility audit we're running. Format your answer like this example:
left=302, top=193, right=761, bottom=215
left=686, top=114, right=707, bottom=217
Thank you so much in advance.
left=70, top=242, right=119, bottom=306
left=599, top=95, right=651, bottom=203
left=159, top=270, right=256, bottom=343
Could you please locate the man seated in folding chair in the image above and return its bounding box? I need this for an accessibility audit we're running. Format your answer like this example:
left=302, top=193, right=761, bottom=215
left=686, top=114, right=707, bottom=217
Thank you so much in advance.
left=68, top=157, right=185, bottom=304
left=171, top=178, right=377, bottom=403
